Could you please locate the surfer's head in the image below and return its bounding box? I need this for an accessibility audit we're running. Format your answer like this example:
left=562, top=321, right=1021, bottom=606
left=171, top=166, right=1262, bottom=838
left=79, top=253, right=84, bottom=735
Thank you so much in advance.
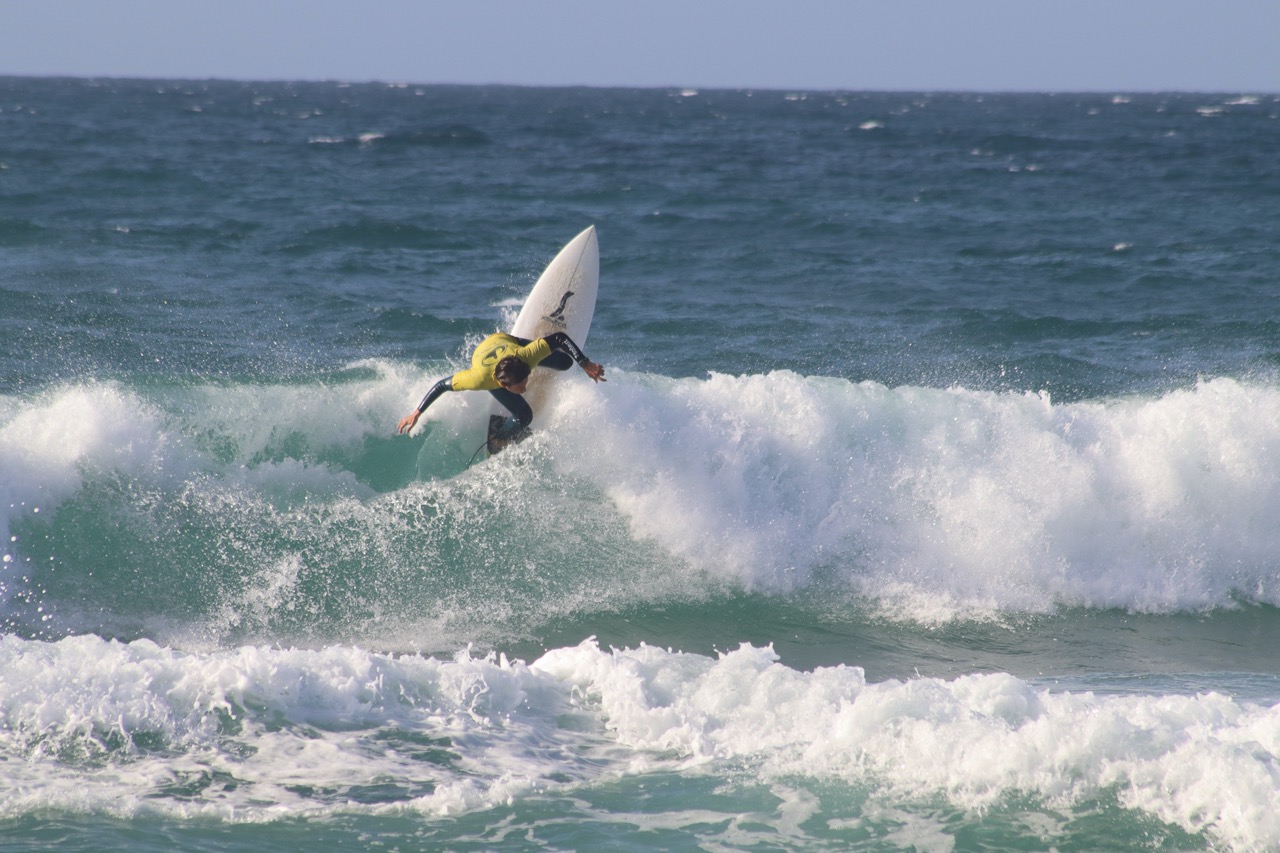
left=494, top=356, right=531, bottom=393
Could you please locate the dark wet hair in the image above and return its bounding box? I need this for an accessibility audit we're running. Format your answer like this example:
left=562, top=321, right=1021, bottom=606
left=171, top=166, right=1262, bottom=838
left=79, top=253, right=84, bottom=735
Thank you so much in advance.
left=494, top=356, right=531, bottom=386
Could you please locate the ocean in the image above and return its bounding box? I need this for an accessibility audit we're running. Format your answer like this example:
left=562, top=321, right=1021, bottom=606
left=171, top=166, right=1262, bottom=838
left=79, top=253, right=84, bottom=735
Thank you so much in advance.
left=3, top=77, right=1280, bottom=851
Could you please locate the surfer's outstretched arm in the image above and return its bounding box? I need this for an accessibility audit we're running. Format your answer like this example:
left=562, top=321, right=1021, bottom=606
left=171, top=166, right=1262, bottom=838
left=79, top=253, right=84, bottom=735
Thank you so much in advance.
left=397, top=377, right=452, bottom=434
left=542, top=332, right=606, bottom=382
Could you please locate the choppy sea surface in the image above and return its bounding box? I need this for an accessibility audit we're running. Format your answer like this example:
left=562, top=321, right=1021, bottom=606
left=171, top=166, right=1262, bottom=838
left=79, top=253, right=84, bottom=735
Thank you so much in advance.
left=3, top=77, right=1280, bottom=851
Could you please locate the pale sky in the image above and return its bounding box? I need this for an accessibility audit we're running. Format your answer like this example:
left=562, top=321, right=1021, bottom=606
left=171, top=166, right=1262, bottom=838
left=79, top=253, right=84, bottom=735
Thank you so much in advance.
left=2, top=0, right=1277, bottom=92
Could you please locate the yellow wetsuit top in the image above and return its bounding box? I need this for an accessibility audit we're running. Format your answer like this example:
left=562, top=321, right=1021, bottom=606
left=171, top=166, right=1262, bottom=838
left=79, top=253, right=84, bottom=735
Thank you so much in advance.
left=450, top=333, right=552, bottom=391
left=413, top=331, right=588, bottom=414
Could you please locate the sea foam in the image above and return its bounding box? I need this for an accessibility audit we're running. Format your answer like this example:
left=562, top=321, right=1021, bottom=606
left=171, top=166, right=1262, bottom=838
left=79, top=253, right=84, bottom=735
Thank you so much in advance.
left=549, top=371, right=1280, bottom=619
left=1, top=634, right=1278, bottom=849
left=5, top=369, right=1280, bottom=633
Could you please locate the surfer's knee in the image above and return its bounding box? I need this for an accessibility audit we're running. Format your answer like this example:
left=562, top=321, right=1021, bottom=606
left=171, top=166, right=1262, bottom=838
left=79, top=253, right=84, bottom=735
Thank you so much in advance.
left=491, top=388, right=533, bottom=428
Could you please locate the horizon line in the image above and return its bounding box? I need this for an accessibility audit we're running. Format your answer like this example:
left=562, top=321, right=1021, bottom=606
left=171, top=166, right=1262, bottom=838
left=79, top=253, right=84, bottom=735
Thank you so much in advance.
left=2, top=72, right=1277, bottom=98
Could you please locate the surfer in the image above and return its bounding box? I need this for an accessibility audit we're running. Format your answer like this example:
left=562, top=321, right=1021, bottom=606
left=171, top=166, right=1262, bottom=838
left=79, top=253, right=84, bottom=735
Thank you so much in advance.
left=396, top=331, right=605, bottom=442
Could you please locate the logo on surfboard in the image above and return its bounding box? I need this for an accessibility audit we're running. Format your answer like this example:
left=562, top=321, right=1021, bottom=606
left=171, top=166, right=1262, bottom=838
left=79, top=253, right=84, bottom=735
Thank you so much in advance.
left=541, top=291, right=574, bottom=328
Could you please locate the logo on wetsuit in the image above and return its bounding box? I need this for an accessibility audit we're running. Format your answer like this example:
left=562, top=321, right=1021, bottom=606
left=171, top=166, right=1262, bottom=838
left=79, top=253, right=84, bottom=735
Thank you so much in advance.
left=479, top=342, right=512, bottom=366
left=542, top=291, right=574, bottom=328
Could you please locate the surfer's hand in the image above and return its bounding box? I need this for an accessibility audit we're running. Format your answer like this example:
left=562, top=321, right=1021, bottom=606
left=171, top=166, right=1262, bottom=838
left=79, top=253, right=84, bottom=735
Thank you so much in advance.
left=582, top=361, right=606, bottom=382
left=397, top=412, right=420, bottom=434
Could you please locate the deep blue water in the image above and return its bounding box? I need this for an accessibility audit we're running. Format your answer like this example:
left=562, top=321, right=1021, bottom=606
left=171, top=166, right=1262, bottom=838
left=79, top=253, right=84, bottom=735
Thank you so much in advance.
left=3, top=77, right=1280, bottom=851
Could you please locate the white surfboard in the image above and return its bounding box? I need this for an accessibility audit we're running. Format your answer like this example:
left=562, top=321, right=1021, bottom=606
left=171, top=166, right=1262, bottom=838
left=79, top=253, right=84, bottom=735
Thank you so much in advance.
left=487, top=226, right=599, bottom=446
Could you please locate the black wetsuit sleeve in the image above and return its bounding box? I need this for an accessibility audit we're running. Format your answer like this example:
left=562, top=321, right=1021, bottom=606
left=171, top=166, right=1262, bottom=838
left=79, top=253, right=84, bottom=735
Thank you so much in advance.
left=542, top=331, right=590, bottom=366
left=416, top=377, right=453, bottom=414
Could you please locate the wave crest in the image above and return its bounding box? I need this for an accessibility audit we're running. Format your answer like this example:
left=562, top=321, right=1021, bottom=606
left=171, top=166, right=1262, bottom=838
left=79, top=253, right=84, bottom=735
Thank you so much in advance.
left=5, top=370, right=1280, bottom=638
